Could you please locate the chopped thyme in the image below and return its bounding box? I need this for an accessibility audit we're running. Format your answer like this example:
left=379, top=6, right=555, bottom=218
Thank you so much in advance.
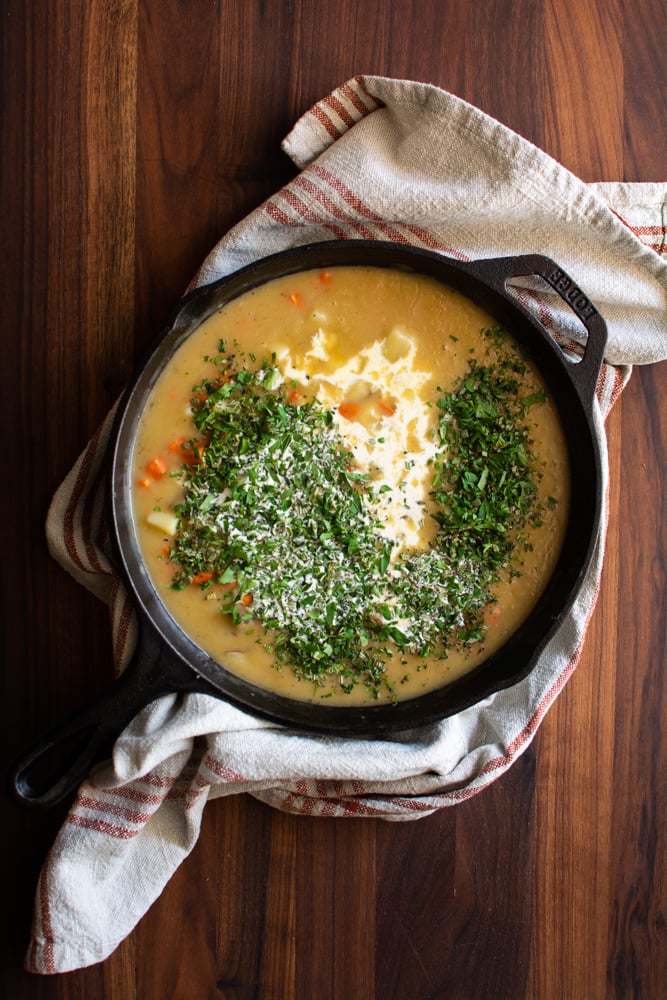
left=165, top=328, right=549, bottom=699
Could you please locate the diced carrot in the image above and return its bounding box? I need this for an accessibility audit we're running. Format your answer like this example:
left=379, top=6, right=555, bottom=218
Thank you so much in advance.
left=146, top=456, right=167, bottom=479
left=286, top=388, right=303, bottom=404
left=319, top=271, right=332, bottom=283
left=378, top=399, right=397, bottom=416
left=484, top=603, right=502, bottom=625
left=183, top=442, right=206, bottom=466
left=168, top=436, right=186, bottom=453
left=161, top=545, right=171, bottom=556
left=338, top=401, right=361, bottom=420
left=192, top=572, right=213, bottom=586
left=288, top=291, right=302, bottom=307
left=137, top=477, right=152, bottom=489
left=240, top=592, right=253, bottom=607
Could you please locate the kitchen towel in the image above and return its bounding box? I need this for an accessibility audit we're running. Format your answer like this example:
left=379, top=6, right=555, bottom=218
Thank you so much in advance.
left=27, top=76, right=667, bottom=973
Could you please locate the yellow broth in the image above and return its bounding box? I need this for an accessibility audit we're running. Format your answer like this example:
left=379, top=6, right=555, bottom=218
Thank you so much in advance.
left=132, top=266, right=570, bottom=705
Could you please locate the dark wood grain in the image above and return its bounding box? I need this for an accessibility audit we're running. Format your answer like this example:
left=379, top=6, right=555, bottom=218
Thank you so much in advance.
left=2, top=2, right=665, bottom=998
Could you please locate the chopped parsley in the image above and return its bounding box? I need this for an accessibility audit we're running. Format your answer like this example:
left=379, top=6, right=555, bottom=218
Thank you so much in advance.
left=166, top=328, right=548, bottom=700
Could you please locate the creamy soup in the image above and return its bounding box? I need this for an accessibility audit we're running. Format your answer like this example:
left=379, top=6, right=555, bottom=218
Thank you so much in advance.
left=132, top=266, right=569, bottom=706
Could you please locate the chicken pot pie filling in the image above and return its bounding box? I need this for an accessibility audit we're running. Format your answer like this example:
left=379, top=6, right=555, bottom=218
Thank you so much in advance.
left=132, top=266, right=569, bottom=706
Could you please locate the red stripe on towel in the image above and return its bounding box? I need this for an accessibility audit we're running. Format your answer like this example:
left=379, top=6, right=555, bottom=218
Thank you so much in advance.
left=340, top=80, right=379, bottom=116
left=322, top=92, right=356, bottom=128
left=309, top=103, right=343, bottom=140
left=66, top=813, right=140, bottom=839
left=278, top=186, right=355, bottom=238
left=74, top=793, right=154, bottom=825
left=310, top=163, right=469, bottom=258
left=63, top=428, right=107, bottom=573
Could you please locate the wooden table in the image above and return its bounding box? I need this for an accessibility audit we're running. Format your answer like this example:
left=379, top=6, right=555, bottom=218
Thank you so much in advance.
left=2, top=2, right=665, bottom=997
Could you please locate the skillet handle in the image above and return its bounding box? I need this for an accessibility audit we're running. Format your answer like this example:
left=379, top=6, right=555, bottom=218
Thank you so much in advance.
left=9, top=620, right=213, bottom=810
left=470, top=253, right=608, bottom=407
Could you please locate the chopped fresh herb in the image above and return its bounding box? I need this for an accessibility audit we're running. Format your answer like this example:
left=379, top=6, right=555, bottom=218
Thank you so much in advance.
left=165, top=328, right=550, bottom=699
left=522, top=390, right=548, bottom=408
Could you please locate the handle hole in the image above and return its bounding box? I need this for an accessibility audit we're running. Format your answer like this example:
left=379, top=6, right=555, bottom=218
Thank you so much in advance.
left=13, top=725, right=110, bottom=804
left=505, top=275, right=589, bottom=364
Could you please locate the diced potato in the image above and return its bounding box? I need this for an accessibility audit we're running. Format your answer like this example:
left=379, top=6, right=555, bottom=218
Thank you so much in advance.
left=382, top=327, right=413, bottom=362
left=346, top=379, right=373, bottom=402
left=146, top=510, right=179, bottom=536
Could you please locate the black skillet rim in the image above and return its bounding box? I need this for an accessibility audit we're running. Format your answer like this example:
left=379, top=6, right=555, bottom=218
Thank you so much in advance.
left=109, top=240, right=604, bottom=735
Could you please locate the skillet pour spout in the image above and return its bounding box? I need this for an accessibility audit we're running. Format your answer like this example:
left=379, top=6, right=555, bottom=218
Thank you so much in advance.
left=11, top=242, right=607, bottom=809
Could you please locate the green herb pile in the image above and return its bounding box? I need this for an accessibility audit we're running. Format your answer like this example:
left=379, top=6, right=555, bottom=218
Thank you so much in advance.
left=168, top=330, right=547, bottom=699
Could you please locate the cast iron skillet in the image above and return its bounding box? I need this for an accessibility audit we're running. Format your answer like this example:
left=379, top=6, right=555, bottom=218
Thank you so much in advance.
left=11, top=240, right=607, bottom=808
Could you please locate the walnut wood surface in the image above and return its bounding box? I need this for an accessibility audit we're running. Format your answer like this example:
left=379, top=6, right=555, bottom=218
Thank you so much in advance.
left=2, top=2, right=665, bottom=998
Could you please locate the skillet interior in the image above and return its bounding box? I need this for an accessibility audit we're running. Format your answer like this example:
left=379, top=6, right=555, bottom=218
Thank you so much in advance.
left=110, top=240, right=605, bottom=734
